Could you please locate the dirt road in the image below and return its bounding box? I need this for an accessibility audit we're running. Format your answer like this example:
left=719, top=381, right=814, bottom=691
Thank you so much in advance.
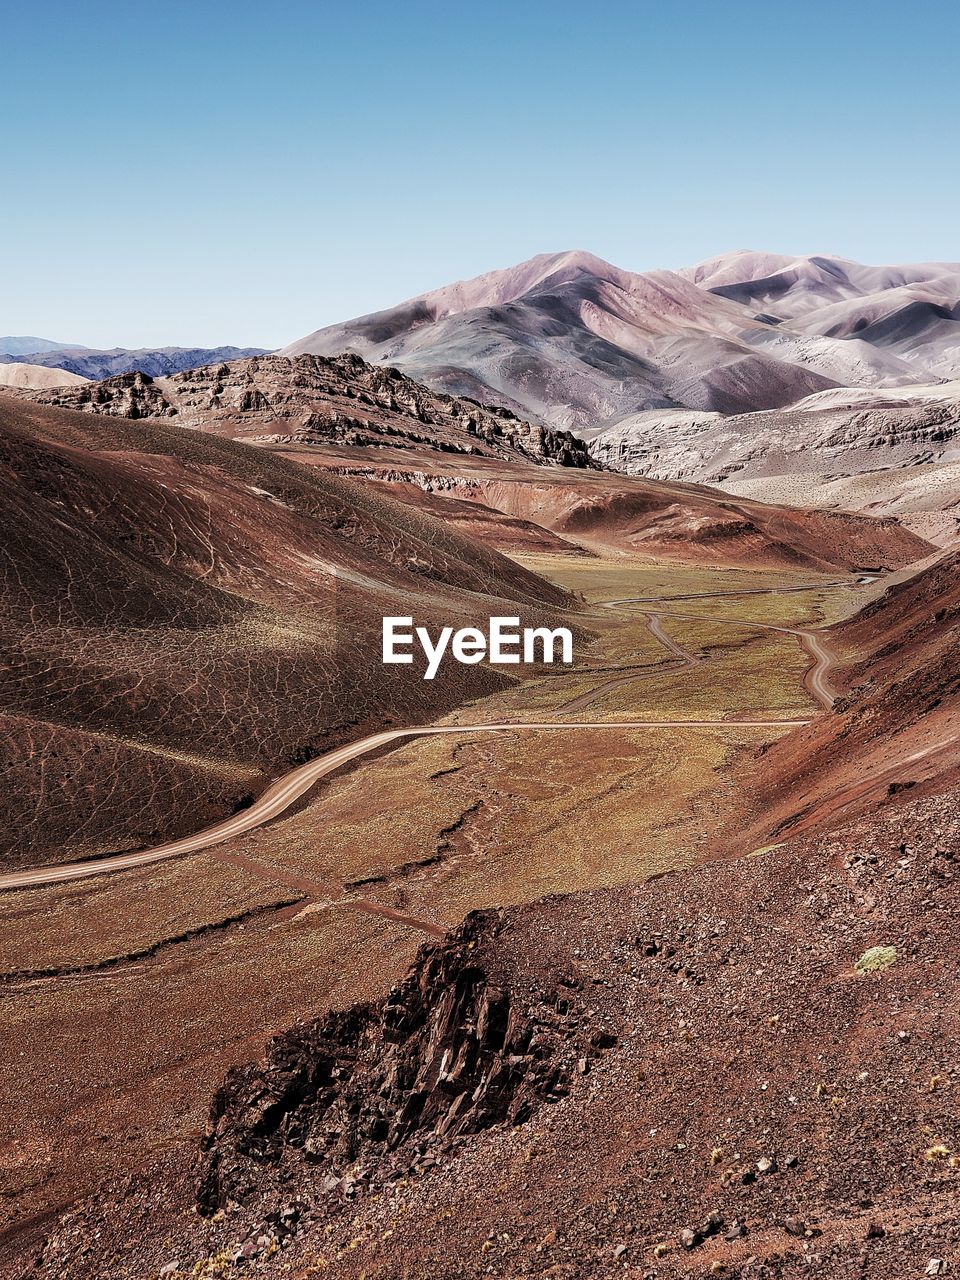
left=604, top=600, right=839, bottom=710
left=3, top=579, right=853, bottom=893
left=0, top=718, right=808, bottom=892
left=556, top=613, right=700, bottom=714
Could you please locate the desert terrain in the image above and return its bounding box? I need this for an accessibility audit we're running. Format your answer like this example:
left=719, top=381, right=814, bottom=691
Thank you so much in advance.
left=273, top=250, right=960, bottom=549
left=2, top=254, right=959, bottom=1280
left=1, top=549, right=870, bottom=1266
left=7, top=539, right=960, bottom=1280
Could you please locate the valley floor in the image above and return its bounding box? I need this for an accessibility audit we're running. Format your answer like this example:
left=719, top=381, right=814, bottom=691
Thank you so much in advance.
left=0, top=559, right=864, bottom=1264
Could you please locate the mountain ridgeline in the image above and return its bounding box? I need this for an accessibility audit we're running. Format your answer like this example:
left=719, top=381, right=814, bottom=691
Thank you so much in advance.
left=26, top=352, right=595, bottom=468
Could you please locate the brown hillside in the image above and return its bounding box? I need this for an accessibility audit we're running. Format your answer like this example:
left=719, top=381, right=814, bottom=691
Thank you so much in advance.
left=0, top=395, right=573, bottom=869
left=293, top=443, right=932, bottom=571
left=731, top=551, right=960, bottom=845
left=30, top=780, right=960, bottom=1280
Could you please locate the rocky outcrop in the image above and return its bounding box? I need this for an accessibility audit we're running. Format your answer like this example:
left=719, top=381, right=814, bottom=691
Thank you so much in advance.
left=586, top=386, right=960, bottom=495
left=197, top=911, right=611, bottom=1212
left=30, top=369, right=176, bottom=418
left=24, top=779, right=960, bottom=1280
left=28, top=353, right=597, bottom=468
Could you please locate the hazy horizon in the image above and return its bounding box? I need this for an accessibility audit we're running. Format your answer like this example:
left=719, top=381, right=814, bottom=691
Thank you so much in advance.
left=4, top=0, right=958, bottom=349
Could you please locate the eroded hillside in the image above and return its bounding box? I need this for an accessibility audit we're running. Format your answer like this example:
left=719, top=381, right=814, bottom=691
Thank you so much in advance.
left=26, top=353, right=594, bottom=467
left=0, top=395, right=573, bottom=869
left=731, top=551, right=960, bottom=846
left=30, top=778, right=960, bottom=1280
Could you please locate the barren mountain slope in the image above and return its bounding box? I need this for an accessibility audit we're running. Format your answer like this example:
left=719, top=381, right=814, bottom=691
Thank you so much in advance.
left=281, top=250, right=951, bottom=439
left=31, top=775, right=960, bottom=1280
left=732, top=550, right=960, bottom=845
left=681, top=250, right=960, bottom=317
left=0, top=337, right=75, bottom=356
left=589, top=382, right=960, bottom=482
left=791, top=278, right=960, bottom=379
left=0, top=394, right=572, bottom=870
left=280, top=439, right=930, bottom=570
left=28, top=355, right=932, bottom=569
left=721, top=462, right=960, bottom=547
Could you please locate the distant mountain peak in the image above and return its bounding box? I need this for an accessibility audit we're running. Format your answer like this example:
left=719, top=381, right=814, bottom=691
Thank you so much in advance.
left=0, top=336, right=76, bottom=357
left=282, top=248, right=956, bottom=437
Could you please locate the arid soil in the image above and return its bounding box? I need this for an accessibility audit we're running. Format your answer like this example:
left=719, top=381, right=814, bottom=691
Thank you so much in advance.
left=0, top=364, right=89, bottom=390
left=0, top=556, right=846, bottom=1269
left=588, top=382, right=960, bottom=499
left=20, top=777, right=960, bottom=1280
left=0, top=355, right=951, bottom=1280
left=290, top=443, right=930, bottom=570
left=0, top=394, right=572, bottom=868
left=733, top=550, right=960, bottom=846
left=719, top=462, right=960, bottom=548
left=22, top=353, right=933, bottom=569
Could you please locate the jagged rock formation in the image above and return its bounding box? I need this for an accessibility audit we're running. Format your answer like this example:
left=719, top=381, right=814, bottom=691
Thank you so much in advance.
left=27, top=353, right=596, bottom=467
left=25, top=773, right=960, bottom=1280
left=198, top=910, right=609, bottom=1212
left=587, top=382, right=960, bottom=544
left=587, top=383, right=960, bottom=487
left=26, top=368, right=170, bottom=418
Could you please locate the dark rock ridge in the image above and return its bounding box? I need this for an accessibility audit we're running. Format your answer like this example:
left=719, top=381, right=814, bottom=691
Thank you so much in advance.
left=197, top=910, right=611, bottom=1213
left=28, top=353, right=597, bottom=468
left=30, top=368, right=171, bottom=419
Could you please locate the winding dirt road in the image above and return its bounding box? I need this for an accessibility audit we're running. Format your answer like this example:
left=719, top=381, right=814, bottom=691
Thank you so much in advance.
left=1, top=579, right=851, bottom=894
left=0, top=719, right=809, bottom=893
left=556, top=613, right=701, bottom=714
left=603, top=595, right=840, bottom=710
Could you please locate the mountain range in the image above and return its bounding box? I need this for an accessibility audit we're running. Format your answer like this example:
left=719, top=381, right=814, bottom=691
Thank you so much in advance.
left=278, top=249, right=960, bottom=542
left=10, top=250, right=959, bottom=424
left=6, top=250, right=960, bottom=1278
left=22, top=351, right=927, bottom=572
left=8, top=248, right=960, bottom=543
left=0, top=336, right=78, bottom=356
left=0, top=341, right=267, bottom=381
left=282, top=249, right=960, bottom=431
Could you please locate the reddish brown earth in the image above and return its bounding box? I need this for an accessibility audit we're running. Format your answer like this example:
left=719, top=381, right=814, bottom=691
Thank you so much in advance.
left=372, top=479, right=591, bottom=556
left=21, top=778, right=960, bottom=1280
left=1, top=364, right=949, bottom=1280
left=25, top=354, right=931, bottom=569
left=734, top=550, right=960, bottom=845
left=12, top=555, right=958, bottom=1280
left=297, top=444, right=930, bottom=570
left=0, top=394, right=573, bottom=870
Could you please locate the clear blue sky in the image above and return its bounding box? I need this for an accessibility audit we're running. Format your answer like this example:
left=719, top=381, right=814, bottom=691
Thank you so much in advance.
left=3, top=0, right=957, bottom=349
